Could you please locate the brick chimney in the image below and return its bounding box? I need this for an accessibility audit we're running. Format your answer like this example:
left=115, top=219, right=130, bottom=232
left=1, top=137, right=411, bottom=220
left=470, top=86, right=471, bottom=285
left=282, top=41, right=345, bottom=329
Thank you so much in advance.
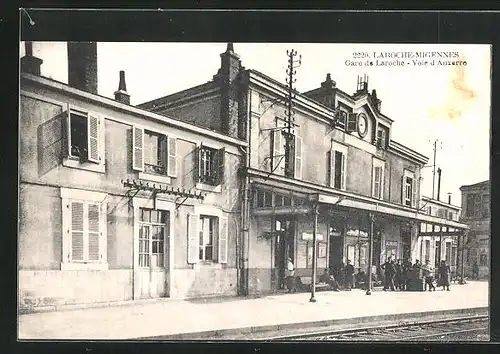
left=114, top=70, right=130, bottom=105
left=218, top=42, right=242, bottom=138
left=371, top=89, right=382, bottom=111
left=20, top=41, right=43, bottom=75
left=67, top=42, right=98, bottom=94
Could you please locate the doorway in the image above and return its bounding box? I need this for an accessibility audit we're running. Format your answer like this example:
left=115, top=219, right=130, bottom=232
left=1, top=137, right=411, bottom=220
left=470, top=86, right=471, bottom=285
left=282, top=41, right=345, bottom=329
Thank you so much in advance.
left=328, top=227, right=343, bottom=279
left=137, top=208, right=170, bottom=298
left=274, top=218, right=294, bottom=290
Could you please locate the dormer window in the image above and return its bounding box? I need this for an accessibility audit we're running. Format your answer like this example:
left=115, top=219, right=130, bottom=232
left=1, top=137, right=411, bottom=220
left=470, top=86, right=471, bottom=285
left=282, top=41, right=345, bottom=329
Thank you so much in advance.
left=336, top=110, right=347, bottom=129
left=376, top=125, right=388, bottom=149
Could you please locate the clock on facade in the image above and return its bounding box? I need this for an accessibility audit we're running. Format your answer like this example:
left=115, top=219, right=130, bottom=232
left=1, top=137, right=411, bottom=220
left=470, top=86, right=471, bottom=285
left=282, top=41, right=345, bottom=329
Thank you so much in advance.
left=357, top=113, right=368, bottom=138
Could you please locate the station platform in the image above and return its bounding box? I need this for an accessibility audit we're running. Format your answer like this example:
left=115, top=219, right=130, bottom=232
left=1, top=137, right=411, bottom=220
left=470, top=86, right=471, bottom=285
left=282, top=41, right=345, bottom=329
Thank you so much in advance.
left=18, top=280, right=489, bottom=340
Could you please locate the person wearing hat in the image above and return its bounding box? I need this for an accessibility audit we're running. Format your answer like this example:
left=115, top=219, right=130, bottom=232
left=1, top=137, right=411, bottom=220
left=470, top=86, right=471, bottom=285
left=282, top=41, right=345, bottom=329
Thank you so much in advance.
left=343, top=259, right=355, bottom=291
left=286, top=257, right=296, bottom=293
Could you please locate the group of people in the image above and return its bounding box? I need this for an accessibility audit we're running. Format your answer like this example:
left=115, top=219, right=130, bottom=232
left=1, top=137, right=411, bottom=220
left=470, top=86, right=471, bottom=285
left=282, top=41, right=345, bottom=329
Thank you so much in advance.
left=285, top=256, right=452, bottom=293
left=381, top=257, right=451, bottom=292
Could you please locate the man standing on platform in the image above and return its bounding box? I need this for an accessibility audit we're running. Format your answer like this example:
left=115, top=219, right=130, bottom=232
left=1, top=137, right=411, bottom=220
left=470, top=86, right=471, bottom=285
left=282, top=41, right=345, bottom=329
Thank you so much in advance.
left=344, top=260, right=355, bottom=291
left=422, top=259, right=436, bottom=291
left=381, top=258, right=396, bottom=291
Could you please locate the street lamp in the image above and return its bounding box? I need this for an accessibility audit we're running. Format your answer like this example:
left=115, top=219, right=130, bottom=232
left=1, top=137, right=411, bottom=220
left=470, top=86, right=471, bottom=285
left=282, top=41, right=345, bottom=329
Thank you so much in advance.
left=310, top=202, right=319, bottom=303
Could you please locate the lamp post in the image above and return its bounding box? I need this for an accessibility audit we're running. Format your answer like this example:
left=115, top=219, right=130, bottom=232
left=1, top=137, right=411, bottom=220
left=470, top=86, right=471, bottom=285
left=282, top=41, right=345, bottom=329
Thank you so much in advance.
left=310, top=203, right=319, bottom=303
left=459, top=230, right=467, bottom=284
left=366, top=212, right=375, bottom=295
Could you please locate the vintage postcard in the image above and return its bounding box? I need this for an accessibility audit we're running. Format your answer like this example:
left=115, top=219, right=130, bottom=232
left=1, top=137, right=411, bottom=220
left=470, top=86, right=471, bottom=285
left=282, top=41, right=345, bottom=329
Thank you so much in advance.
left=19, top=40, right=490, bottom=341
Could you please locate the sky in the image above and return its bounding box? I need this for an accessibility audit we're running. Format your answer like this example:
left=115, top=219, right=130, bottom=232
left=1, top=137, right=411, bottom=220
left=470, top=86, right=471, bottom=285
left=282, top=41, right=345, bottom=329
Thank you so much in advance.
left=20, top=42, right=491, bottom=208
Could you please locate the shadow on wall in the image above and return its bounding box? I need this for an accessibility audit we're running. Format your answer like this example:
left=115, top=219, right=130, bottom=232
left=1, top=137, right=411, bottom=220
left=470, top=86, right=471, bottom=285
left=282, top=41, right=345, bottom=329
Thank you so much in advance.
left=37, top=111, right=66, bottom=177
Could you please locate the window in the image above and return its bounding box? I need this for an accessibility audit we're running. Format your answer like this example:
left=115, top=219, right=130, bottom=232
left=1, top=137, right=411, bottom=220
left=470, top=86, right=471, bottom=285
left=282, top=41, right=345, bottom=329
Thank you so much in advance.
left=482, top=194, right=490, bottom=218
left=199, top=216, right=215, bottom=261
left=451, top=246, right=457, bottom=267
left=329, top=141, right=347, bottom=190
left=474, top=194, right=482, bottom=217
left=187, top=213, right=228, bottom=264
left=376, top=125, right=388, bottom=149
left=132, top=126, right=177, bottom=178
left=187, top=207, right=228, bottom=264
left=64, top=108, right=102, bottom=165
left=448, top=211, right=454, bottom=220
left=336, top=110, right=347, bottom=129
left=428, top=206, right=432, bottom=215
left=466, top=194, right=475, bottom=217
left=271, top=121, right=302, bottom=179
left=372, top=158, right=385, bottom=200
left=346, top=112, right=357, bottom=132
left=196, top=145, right=225, bottom=186
left=139, top=208, right=166, bottom=268
left=274, top=194, right=292, bottom=207
left=402, top=170, right=417, bottom=208
left=445, top=242, right=452, bottom=264
left=61, top=188, right=107, bottom=270
left=144, top=131, right=167, bottom=175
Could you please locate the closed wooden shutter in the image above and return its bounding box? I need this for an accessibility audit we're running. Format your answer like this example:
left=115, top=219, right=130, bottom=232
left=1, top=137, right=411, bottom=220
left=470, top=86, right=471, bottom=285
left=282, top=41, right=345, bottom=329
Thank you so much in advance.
left=401, top=176, right=405, bottom=205
left=374, top=167, right=381, bottom=198
left=294, top=135, right=302, bottom=179
left=341, top=152, right=346, bottom=190
left=217, top=148, right=225, bottom=185
left=347, top=113, right=357, bottom=132
left=187, top=213, right=199, bottom=264
left=87, top=203, right=100, bottom=261
left=272, top=129, right=285, bottom=173
left=218, top=216, right=228, bottom=264
left=71, top=202, right=84, bottom=261
left=412, top=178, right=417, bottom=208
left=132, top=126, right=144, bottom=171
left=63, top=107, right=71, bottom=157
left=87, top=114, right=100, bottom=163
left=328, top=149, right=335, bottom=187
left=167, top=136, right=177, bottom=177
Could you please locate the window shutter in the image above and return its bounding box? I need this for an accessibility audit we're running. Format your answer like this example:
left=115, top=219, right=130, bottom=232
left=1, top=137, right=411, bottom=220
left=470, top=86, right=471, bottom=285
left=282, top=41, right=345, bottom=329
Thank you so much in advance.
left=87, top=114, right=100, bottom=163
left=70, top=202, right=85, bottom=262
left=218, top=216, right=228, bottom=264
left=187, top=213, right=199, bottom=264
left=194, top=145, right=201, bottom=182
left=294, top=135, right=302, bottom=179
left=100, top=202, right=107, bottom=262
left=401, top=175, right=405, bottom=205
left=63, top=107, right=71, bottom=157
left=328, top=149, right=335, bottom=187
left=341, top=152, right=346, bottom=190
left=272, top=129, right=281, bottom=172
left=347, top=113, right=357, bottom=132
left=217, top=148, right=225, bottom=185
left=167, top=136, right=177, bottom=177
left=412, top=178, right=417, bottom=208
left=132, top=127, right=144, bottom=171
left=88, top=203, right=100, bottom=261
left=377, top=129, right=383, bottom=147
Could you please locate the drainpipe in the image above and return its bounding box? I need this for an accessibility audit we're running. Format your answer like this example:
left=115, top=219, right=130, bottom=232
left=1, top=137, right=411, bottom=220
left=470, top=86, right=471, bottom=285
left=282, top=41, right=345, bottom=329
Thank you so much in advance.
left=239, top=80, right=251, bottom=297
left=366, top=212, right=375, bottom=295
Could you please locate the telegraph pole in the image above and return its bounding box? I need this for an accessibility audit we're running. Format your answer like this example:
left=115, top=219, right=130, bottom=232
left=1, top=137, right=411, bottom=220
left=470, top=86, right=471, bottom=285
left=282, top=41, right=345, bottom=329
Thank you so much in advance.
left=430, top=139, right=443, bottom=199
left=284, top=49, right=301, bottom=176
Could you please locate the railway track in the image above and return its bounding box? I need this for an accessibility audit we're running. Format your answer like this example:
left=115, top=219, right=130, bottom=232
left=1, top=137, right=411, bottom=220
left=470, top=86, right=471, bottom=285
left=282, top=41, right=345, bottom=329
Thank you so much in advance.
left=267, top=315, right=489, bottom=341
